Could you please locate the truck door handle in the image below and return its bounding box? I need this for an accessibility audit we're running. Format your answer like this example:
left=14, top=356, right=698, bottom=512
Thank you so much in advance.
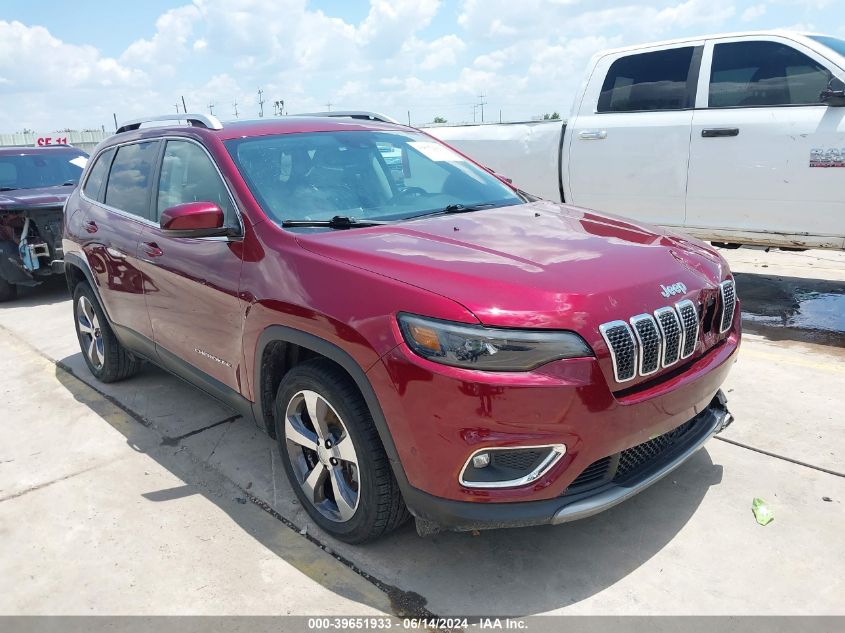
left=701, top=128, right=739, bottom=138
left=84, top=220, right=98, bottom=234
left=141, top=242, right=163, bottom=258
left=578, top=130, right=607, bottom=140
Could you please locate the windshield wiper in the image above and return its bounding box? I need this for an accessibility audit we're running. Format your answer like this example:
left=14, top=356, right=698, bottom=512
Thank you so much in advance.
left=0, top=186, right=18, bottom=192
left=281, top=215, right=394, bottom=229
left=409, top=202, right=498, bottom=220
left=61, top=180, right=78, bottom=186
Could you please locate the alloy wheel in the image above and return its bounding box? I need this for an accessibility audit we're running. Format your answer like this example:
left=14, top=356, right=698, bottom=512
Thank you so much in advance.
left=77, top=295, right=104, bottom=370
left=284, top=390, right=361, bottom=522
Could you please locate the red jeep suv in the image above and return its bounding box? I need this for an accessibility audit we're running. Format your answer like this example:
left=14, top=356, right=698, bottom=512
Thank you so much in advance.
left=63, top=112, right=739, bottom=543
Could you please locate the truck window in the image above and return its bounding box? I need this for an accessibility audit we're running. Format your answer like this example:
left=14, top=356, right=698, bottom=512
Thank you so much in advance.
left=709, top=41, right=832, bottom=108
left=104, top=141, right=159, bottom=218
left=597, top=47, right=696, bottom=113
left=82, top=148, right=115, bottom=202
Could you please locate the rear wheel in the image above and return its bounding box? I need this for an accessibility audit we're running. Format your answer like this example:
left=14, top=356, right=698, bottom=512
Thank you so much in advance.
left=0, top=278, right=17, bottom=302
left=274, top=358, right=409, bottom=543
left=73, top=283, right=141, bottom=382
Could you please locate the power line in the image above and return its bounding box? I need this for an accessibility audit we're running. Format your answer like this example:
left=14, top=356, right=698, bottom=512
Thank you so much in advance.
left=477, top=93, right=487, bottom=122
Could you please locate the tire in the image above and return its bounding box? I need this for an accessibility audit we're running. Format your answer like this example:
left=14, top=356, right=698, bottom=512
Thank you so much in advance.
left=72, top=283, right=142, bottom=383
left=274, top=358, right=410, bottom=543
left=0, top=277, right=17, bottom=302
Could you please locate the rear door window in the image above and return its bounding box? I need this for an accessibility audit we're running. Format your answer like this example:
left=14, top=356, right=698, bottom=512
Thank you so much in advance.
left=708, top=41, right=832, bottom=108
left=598, top=47, right=697, bottom=113
left=82, top=148, right=115, bottom=202
left=104, top=141, right=160, bottom=218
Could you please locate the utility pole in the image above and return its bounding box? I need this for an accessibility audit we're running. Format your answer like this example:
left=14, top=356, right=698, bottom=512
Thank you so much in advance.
left=472, top=104, right=478, bottom=123
left=181, top=96, right=187, bottom=113
left=499, top=109, right=502, bottom=123
left=233, top=100, right=239, bottom=118
left=478, top=93, right=487, bottom=123
left=208, top=102, right=215, bottom=115
left=274, top=99, right=285, bottom=116
left=407, top=111, right=411, bottom=126
left=258, top=88, right=265, bottom=117
left=174, top=103, right=181, bottom=114
left=113, top=113, right=118, bottom=131
left=324, top=101, right=333, bottom=112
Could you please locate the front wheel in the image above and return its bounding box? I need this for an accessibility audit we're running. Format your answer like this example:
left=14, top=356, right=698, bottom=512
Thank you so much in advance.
left=72, top=283, right=142, bottom=383
left=274, top=358, right=409, bottom=543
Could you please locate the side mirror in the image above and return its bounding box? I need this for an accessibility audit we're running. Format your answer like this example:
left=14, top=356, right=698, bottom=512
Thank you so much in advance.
left=160, top=201, right=226, bottom=237
left=820, top=77, right=845, bottom=106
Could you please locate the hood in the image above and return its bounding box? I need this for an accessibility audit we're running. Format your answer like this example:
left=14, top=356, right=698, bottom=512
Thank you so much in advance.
left=295, top=199, right=730, bottom=337
left=0, top=185, right=73, bottom=211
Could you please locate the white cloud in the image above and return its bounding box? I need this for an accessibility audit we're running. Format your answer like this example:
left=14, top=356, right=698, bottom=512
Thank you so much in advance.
left=403, top=35, right=467, bottom=71
left=741, top=4, right=767, bottom=22
left=0, top=20, right=142, bottom=92
left=3, top=0, right=845, bottom=130
left=121, top=4, right=201, bottom=71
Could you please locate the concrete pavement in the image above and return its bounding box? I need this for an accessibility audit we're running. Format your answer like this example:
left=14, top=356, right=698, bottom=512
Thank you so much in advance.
left=0, top=249, right=843, bottom=616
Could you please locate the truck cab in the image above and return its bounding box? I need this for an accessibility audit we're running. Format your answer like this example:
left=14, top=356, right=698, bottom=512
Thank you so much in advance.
left=569, top=31, right=845, bottom=250
left=431, top=31, right=845, bottom=250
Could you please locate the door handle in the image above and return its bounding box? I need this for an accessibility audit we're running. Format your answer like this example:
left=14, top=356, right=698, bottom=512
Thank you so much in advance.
left=701, top=128, right=739, bottom=138
left=141, top=241, right=163, bottom=258
left=578, top=130, right=607, bottom=140
left=84, top=220, right=98, bottom=234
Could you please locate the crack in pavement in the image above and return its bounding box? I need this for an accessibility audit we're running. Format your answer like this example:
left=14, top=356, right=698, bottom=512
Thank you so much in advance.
left=714, top=435, right=845, bottom=478
left=160, top=414, right=242, bottom=447
left=0, top=459, right=121, bottom=503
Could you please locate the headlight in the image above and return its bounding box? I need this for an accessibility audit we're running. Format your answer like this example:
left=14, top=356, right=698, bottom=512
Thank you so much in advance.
left=397, top=314, right=593, bottom=371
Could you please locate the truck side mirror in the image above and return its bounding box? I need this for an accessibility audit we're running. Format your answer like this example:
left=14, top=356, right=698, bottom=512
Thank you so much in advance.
left=820, top=77, right=845, bottom=106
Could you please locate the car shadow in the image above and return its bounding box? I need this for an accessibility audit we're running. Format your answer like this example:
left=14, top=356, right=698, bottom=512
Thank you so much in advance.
left=54, top=353, right=723, bottom=617
left=3, top=276, right=69, bottom=308
left=735, top=271, right=845, bottom=348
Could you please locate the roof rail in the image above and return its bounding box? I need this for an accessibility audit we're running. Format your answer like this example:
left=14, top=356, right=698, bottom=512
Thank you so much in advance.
left=115, top=113, right=223, bottom=134
left=295, top=111, right=400, bottom=125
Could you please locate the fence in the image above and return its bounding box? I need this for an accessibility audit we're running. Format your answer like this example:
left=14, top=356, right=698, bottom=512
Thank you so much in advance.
left=0, top=130, right=109, bottom=154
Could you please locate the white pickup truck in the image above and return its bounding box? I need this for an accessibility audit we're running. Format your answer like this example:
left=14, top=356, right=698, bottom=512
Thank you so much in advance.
left=428, top=31, right=845, bottom=250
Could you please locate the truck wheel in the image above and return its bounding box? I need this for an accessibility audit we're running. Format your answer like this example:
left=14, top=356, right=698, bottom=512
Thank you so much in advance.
left=274, top=358, right=410, bottom=543
left=72, top=283, right=141, bottom=383
left=0, top=278, right=16, bottom=302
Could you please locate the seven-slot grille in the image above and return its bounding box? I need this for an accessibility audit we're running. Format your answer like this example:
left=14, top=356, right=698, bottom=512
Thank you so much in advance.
left=654, top=306, right=682, bottom=367
left=676, top=299, right=699, bottom=359
left=719, top=279, right=736, bottom=333
left=598, top=281, right=737, bottom=383
left=598, top=321, right=637, bottom=382
left=630, top=315, right=661, bottom=376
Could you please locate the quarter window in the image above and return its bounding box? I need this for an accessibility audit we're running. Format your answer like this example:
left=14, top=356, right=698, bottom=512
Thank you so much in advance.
left=597, top=47, right=696, bottom=113
left=82, top=148, right=114, bottom=201
left=104, top=141, right=159, bottom=218
left=156, top=140, right=236, bottom=225
left=709, top=41, right=832, bottom=108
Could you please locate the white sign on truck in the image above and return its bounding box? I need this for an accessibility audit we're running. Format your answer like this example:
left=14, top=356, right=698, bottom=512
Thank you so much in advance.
left=429, top=31, right=845, bottom=250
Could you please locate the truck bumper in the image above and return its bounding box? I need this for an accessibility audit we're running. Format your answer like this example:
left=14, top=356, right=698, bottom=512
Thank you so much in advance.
left=402, top=393, right=732, bottom=532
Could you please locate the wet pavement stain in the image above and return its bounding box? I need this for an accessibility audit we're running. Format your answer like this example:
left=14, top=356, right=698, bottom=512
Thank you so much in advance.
left=734, top=273, right=845, bottom=348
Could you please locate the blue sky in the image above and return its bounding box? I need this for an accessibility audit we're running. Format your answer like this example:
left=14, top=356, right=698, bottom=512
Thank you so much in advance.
left=1, top=0, right=844, bottom=131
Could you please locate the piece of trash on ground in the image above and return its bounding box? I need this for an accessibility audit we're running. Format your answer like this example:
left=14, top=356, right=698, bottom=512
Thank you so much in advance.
left=752, top=497, right=774, bottom=526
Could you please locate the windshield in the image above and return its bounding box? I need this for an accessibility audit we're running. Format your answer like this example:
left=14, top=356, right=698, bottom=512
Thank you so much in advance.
left=0, top=151, right=87, bottom=190
left=809, top=35, right=845, bottom=58
left=225, top=130, right=522, bottom=226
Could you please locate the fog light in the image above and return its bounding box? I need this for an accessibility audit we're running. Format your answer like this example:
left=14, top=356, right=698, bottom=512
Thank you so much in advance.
left=472, top=452, right=491, bottom=469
